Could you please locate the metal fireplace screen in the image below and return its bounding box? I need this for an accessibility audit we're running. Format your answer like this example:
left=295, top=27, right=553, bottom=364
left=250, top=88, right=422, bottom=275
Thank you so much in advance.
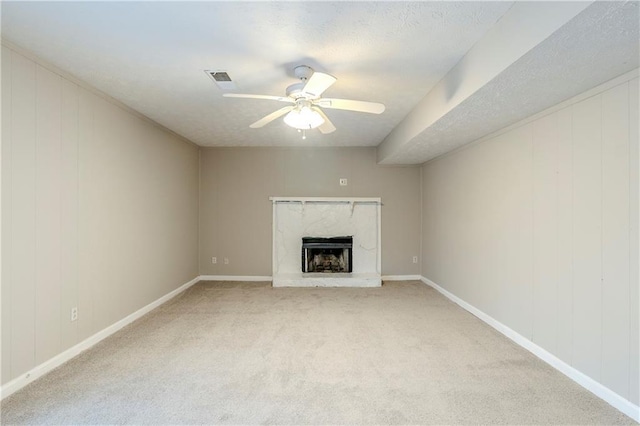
left=301, top=236, right=353, bottom=273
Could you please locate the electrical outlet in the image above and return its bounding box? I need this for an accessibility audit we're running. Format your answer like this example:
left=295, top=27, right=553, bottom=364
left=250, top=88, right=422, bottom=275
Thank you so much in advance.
left=71, top=307, right=78, bottom=322
left=412, top=256, right=418, bottom=264
left=224, top=257, right=229, bottom=265
left=211, top=257, right=217, bottom=264
left=339, top=178, right=348, bottom=186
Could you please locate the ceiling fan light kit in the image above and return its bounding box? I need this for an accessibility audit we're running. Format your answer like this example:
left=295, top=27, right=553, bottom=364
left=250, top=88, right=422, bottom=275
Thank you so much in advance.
left=222, top=65, right=385, bottom=137
left=283, top=103, right=325, bottom=130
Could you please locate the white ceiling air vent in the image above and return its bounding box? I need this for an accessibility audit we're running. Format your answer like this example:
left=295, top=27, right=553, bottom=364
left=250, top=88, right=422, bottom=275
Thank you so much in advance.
left=205, top=70, right=237, bottom=91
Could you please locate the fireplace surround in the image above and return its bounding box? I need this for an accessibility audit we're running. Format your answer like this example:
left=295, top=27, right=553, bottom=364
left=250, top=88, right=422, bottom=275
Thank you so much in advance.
left=271, top=197, right=381, bottom=287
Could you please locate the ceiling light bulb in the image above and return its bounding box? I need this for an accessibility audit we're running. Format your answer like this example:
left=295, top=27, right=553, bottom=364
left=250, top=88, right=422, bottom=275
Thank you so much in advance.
left=283, top=106, right=325, bottom=130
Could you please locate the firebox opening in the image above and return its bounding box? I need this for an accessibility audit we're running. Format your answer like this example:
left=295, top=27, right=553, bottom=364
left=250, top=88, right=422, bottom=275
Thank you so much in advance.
left=302, top=236, right=353, bottom=273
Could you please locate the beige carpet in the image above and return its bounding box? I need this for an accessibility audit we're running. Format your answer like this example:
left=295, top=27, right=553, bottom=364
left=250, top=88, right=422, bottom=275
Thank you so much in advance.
left=1, top=280, right=635, bottom=425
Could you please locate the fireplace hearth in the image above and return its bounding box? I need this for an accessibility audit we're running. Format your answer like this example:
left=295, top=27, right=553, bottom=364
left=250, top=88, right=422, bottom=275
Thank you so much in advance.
left=302, top=236, right=353, bottom=273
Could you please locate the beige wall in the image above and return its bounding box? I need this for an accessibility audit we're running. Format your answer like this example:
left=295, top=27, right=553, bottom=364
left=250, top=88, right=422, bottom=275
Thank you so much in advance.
left=1, top=45, right=200, bottom=385
left=421, top=74, right=639, bottom=405
left=199, top=147, right=421, bottom=277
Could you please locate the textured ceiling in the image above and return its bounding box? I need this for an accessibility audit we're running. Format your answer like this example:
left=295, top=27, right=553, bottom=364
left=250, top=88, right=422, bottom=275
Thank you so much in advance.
left=385, top=1, right=640, bottom=164
left=0, top=1, right=513, bottom=148
left=3, top=2, right=637, bottom=164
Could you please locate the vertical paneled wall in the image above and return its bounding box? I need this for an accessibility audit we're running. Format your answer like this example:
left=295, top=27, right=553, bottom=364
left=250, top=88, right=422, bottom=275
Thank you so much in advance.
left=421, top=75, right=639, bottom=405
left=1, top=46, right=200, bottom=385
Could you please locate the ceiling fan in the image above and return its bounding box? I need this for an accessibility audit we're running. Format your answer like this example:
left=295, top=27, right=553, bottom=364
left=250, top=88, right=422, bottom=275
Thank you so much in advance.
left=223, top=65, right=385, bottom=136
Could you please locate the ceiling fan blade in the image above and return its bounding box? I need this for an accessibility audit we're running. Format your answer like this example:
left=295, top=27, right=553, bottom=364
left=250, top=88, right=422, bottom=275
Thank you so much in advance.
left=223, top=93, right=293, bottom=103
left=249, top=106, right=294, bottom=128
left=316, top=108, right=336, bottom=134
left=302, top=72, right=337, bottom=98
left=316, top=98, right=385, bottom=114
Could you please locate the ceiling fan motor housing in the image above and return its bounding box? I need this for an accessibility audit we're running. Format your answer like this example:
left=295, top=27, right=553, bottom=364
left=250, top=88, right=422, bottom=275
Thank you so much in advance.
left=286, top=82, right=307, bottom=99
left=287, top=65, right=316, bottom=100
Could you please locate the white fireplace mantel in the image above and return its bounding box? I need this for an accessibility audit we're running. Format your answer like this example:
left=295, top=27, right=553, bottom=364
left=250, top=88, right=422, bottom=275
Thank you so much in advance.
left=271, top=197, right=382, bottom=287
left=269, top=196, right=382, bottom=203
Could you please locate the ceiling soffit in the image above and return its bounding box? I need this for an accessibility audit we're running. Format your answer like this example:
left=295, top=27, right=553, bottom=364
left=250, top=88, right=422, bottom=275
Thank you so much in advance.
left=378, top=1, right=639, bottom=165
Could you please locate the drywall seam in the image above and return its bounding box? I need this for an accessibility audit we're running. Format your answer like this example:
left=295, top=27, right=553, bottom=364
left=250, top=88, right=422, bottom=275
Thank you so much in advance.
left=420, top=276, right=640, bottom=422
left=0, top=275, right=200, bottom=400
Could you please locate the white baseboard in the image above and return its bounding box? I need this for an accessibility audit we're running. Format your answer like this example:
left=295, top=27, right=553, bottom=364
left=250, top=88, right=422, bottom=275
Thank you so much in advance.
left=0, top=275, right=201, bottom=401
left=199, top=275, right=272, bottom=282
left=420, top=276, right=640, bottom=422
left=200, top=275, right=424, bottom=283
left=382, top=275, right=421, bottom=281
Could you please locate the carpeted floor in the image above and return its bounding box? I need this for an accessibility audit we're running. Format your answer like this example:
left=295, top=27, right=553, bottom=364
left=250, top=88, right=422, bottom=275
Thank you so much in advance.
left=1, top=280, right=636, bottom=425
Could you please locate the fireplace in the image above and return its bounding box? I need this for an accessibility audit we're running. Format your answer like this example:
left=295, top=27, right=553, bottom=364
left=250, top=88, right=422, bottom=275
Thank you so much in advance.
left=271, top=197, right=381, bottom=287
left=302, top=236, right=353, bottom=273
